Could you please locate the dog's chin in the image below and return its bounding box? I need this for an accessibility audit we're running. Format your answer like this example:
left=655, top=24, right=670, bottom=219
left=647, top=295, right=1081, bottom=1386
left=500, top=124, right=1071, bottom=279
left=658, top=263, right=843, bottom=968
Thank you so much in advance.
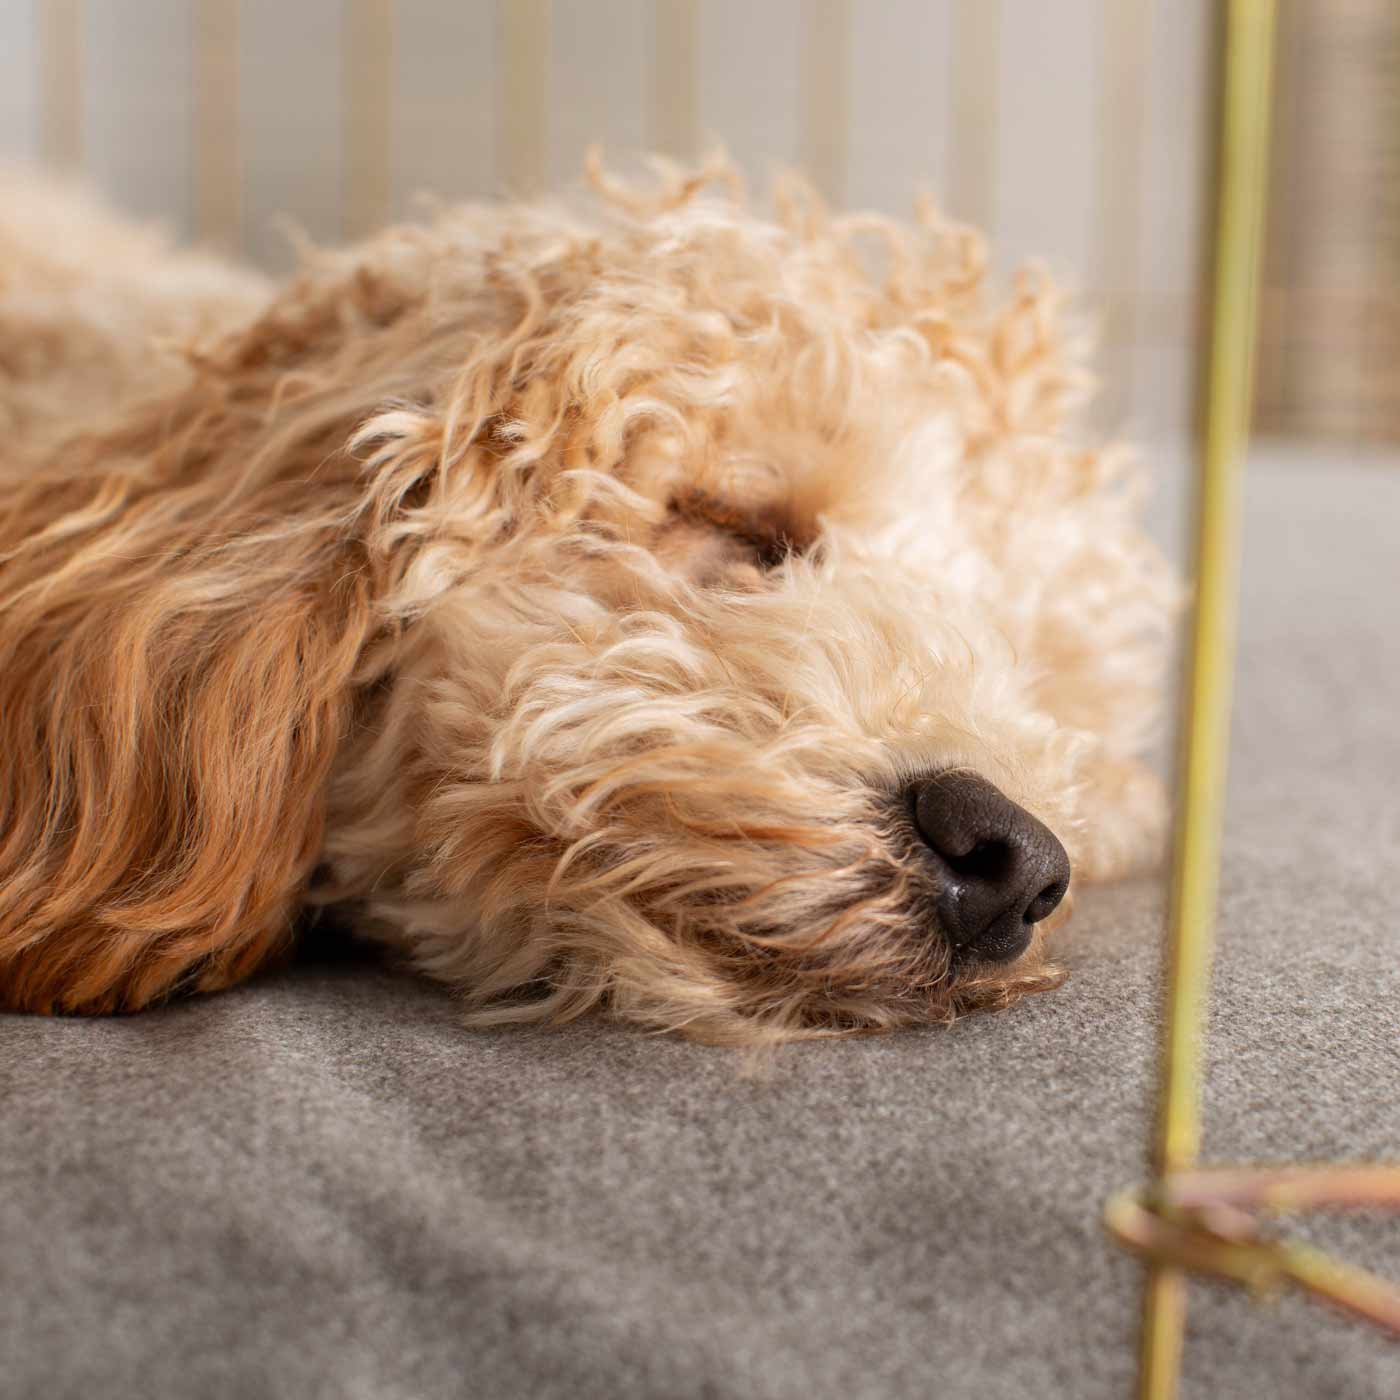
left=865, top=877, right=1072, bottom=1028
left=329, top=777, right=1076, bottom=1044
left=718, top=897, right=1067, bottom=1041
left=745, top=951, right=1066, bottom=1041
left=578, top=790, right=1079, bottom=1042
left=939, top=900, right=1072, bottom=1017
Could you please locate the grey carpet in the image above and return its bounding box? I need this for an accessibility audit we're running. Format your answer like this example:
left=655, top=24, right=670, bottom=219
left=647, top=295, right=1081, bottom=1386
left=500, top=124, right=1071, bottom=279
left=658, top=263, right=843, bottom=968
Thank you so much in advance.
left=3, top=450, right=1398, bottom=1399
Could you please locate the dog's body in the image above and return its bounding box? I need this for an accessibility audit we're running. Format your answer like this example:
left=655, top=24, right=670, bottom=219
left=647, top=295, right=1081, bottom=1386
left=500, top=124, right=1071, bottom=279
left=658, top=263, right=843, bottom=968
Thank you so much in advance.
left=0, top=162, right=1175, bottom=1044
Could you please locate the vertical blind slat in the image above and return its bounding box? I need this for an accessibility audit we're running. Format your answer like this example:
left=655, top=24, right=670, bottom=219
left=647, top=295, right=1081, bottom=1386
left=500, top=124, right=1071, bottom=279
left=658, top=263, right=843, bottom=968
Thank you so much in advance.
left=652, top=0, right=698, bottom=160
left=846, top=0, right=955, bottom=216
left=949, top=0, right=1000, bottom=232
left=500, top=0, right=550, bottom=196
left=5, top=0, right=1216, bottom=445
left=548, top=0, right=650, bottom=187
left=1096, top=0, right=1152, bottom=427
left=195, top=0, right=241, bottom=247
left=1134, top=0, right=1212, bottom=439
left=239, top=0, right=345, bottom=270
left=0, top=1, right=41, bottom=164
left=800, top=0, right=850, bottom=204
left=697, top=0, right=802, bottom=181
left=345, top=0, right=393, bottom=238
left=40, top=0, right=81, bottom=169
left=992, top=0, right=1102, bottom=284
left=85, top=0, right=194, bottom=233
left=392, top=0, right=498, bottom=216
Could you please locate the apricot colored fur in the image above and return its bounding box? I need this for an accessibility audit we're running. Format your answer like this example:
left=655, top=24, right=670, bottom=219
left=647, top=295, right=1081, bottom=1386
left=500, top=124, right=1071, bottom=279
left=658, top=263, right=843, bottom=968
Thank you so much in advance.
left=0, top=159, right=1176, bottom=1045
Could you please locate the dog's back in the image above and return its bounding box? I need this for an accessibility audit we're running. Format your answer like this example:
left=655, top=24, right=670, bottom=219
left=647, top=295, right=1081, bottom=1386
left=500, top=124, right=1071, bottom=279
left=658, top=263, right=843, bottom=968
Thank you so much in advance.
left=0, top=176, right=347, bottom=1016
left=0, top=168, right=267, bottom=470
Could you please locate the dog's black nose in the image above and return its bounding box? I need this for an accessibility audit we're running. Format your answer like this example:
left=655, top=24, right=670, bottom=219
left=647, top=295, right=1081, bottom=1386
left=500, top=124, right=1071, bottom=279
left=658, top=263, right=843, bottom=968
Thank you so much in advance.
left=906, top=772, right=1070, bottom=963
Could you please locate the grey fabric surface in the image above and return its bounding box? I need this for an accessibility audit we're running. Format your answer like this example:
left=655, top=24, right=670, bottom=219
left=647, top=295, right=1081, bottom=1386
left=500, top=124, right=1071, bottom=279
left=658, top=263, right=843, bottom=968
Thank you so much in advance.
left=3, top=452, right=1398, bottom=1400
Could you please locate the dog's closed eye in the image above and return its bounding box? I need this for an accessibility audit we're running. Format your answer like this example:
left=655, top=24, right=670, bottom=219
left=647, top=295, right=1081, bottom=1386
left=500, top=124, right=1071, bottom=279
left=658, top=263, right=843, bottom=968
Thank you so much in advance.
left=667, top=491, right=806, bottom=574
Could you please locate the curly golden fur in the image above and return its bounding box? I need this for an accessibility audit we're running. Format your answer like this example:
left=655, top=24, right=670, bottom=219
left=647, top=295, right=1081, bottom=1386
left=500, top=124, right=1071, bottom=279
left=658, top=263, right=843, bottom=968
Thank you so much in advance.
left=0, top=157, right=1176, bottom=1046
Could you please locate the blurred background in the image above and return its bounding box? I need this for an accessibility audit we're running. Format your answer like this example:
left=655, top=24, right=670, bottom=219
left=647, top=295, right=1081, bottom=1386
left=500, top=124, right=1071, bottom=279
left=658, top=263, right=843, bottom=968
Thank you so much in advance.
left=0, top=0, right=1395, bottom=451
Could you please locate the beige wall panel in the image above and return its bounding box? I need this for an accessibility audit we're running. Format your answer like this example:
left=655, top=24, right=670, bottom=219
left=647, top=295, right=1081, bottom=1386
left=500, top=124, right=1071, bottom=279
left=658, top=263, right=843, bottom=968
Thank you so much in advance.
left=239, top=0, right=344, bottom=270
left=846, top=0, right=955, bottom=216
left=549, top=0, right=650, bottom=187
left=392, top=1, right=499, bottom=216
left=991, top=0, right=1103, bottom=288
left=696, top=0, right=803, bottom=185
left=0, top=0, right=40, bottom=163
left=0, top=1, right=1213, bottom=443
left=83, top=0, right=194, bottom=233
left=1129, top=0, right=1211, bottom=440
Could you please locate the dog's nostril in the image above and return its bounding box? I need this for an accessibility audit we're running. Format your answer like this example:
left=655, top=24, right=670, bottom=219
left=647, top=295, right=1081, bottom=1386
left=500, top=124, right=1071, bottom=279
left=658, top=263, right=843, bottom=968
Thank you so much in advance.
left=947, top=838, right=1014, bottom=883
left=1023, top=880, right=1068, bottom=926
left=905, top=771, right=1071, bottom=963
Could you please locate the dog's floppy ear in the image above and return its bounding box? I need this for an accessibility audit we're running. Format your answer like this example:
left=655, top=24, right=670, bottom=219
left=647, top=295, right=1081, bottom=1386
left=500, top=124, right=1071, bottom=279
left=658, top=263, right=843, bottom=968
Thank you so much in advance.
left=0, top=384, right=377, bottom=1014
left=0, top=229, right=548, bottom=1014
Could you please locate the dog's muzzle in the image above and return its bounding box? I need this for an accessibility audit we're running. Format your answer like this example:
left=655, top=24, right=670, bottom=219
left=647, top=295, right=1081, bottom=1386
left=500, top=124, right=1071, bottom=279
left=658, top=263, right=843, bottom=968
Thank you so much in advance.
left=903, top=772, right=1070, bottom=964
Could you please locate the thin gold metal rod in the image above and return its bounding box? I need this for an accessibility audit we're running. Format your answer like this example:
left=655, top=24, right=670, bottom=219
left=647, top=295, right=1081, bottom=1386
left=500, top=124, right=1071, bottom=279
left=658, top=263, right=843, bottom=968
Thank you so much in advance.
left=1108, top=1191, right=1400, bottom=1337
left=1137, top=4, right=1277, bottom=1398
left=1164, top=1165, right=1400, bottom=1213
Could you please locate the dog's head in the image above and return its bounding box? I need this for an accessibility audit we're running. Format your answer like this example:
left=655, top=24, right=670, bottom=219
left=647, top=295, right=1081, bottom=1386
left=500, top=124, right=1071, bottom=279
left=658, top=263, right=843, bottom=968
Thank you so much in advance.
left=1, top=160, right=1174, bottom=1039
left=306, top=163, right=1175, bottom=1044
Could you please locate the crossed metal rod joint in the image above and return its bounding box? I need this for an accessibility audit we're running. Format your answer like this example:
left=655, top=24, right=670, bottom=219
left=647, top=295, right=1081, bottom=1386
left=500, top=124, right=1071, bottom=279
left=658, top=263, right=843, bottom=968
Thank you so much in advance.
left=1107, top=1168, right=1400, bottom=1336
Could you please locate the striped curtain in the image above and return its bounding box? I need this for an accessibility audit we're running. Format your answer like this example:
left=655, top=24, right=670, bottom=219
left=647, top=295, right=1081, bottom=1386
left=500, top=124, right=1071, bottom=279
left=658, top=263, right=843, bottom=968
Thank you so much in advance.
left=0, top=0, right=1212, bottom=442
left=1257, top=0, right=1400, bottom=444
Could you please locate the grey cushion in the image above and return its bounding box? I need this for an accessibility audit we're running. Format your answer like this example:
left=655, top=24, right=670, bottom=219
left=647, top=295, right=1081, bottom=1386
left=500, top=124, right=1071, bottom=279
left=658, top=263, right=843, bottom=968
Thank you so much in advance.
left=4, top=450, right=1398, bottom=1399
